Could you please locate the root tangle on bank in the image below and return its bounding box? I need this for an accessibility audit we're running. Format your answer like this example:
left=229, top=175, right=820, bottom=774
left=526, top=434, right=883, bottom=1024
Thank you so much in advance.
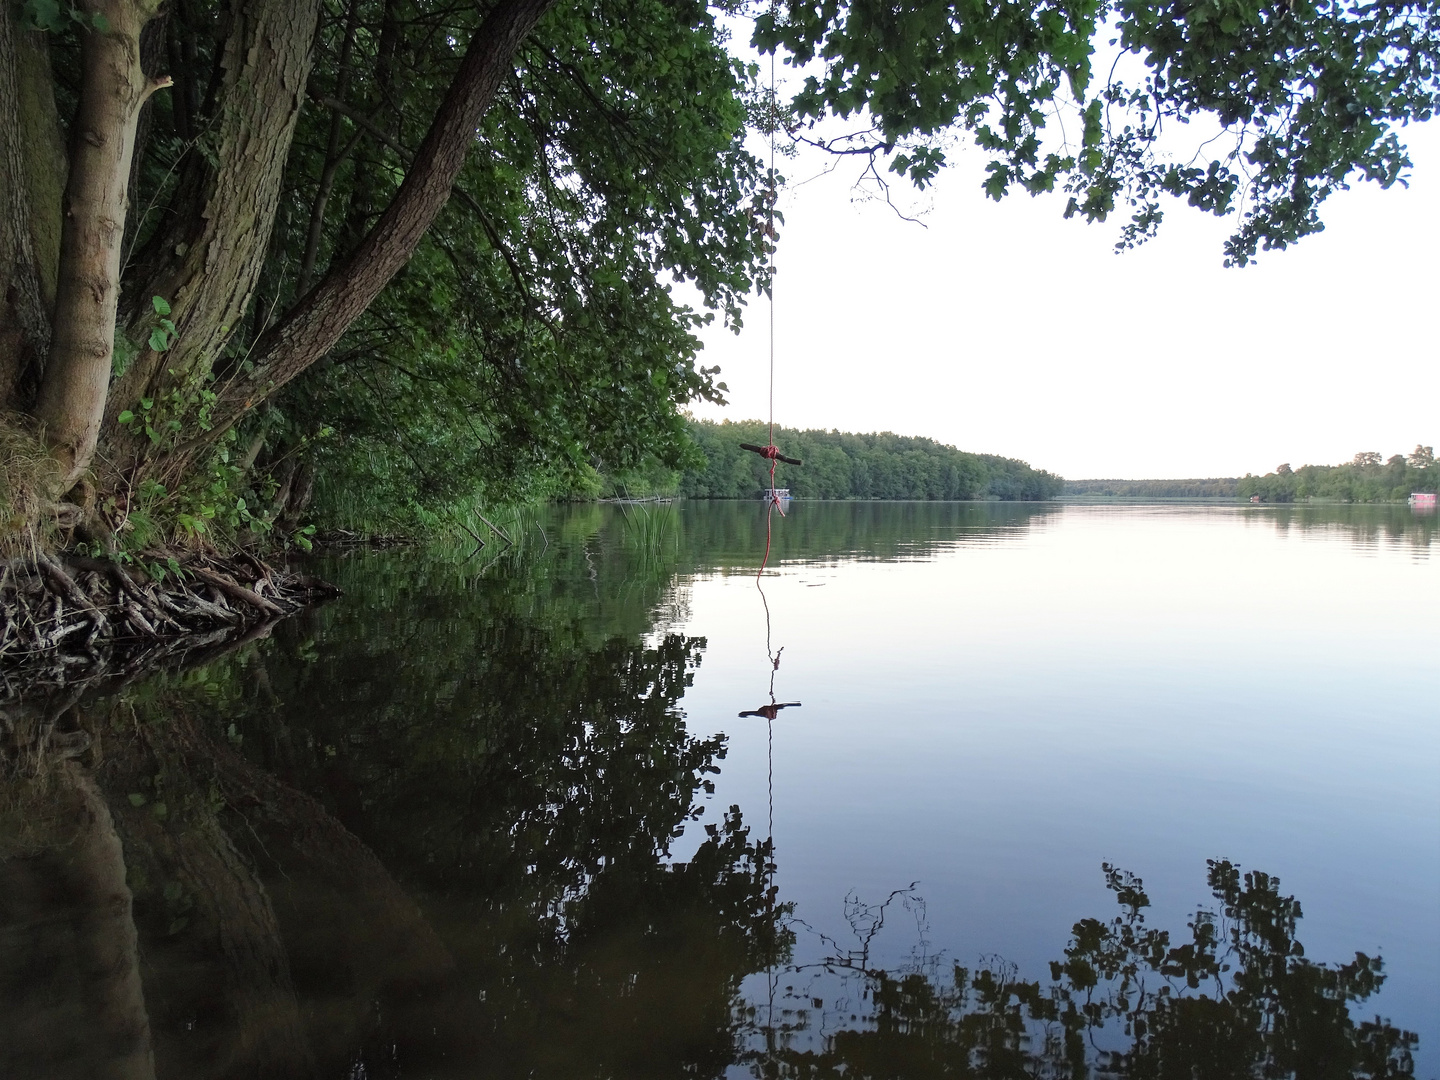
left=0, top=551, right=338, bottom=702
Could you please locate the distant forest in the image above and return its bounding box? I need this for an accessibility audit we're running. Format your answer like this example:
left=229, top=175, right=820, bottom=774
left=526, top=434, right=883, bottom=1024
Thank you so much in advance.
left=681, top=420, right=1064, bottom=499
left=1240, top=447, right=1437, bottom=503
left=1063, top=478, right=1240, bottom=498
left=613, top=420, right=1065, bottom=500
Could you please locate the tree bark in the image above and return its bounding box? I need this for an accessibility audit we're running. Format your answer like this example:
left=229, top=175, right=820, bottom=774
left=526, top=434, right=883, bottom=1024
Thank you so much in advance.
left=121, top=14, right=170, bottom=258
left=32, top=0, right=168, bottom=488
left=201, top=0, right=558, bottom=440
left=0, top=10, right=66, bottom=412
left=105, top=0, right=323, bottom=436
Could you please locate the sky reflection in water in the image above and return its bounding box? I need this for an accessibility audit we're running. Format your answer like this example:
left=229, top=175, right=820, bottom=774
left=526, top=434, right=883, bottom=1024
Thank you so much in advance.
left=679, top=504, right=1436, bottom=1070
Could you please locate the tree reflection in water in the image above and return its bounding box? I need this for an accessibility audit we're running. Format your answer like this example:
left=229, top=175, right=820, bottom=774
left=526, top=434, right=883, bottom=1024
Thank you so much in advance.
left=1, top=607, right=793, bottom=1079
left=743, top=864, right=1417, bottom=1079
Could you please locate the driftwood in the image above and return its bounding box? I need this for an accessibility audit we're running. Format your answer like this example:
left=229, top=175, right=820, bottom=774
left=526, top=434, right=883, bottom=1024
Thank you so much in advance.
left=0, top=551, right=339, bottom=703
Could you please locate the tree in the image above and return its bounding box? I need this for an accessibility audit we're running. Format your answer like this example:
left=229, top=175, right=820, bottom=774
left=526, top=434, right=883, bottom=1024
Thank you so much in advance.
left=1409, top=445, right=1435, bottom=469
left=675, top=418, right=1063, bottom=499
left=2, top=0, right=1436, bottom=548
left=1241, top=450, right=1436, bottom=502
left=1277, top=463, right=1293, bottom=475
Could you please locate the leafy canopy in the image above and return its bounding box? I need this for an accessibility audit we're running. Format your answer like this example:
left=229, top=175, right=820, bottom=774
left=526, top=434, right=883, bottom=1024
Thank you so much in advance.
left=753, top=0, right=1439, bottom=264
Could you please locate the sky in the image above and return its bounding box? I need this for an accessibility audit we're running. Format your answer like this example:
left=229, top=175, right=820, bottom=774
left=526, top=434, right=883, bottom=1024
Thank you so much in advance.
left=687, top=107, right=1440, bottom=481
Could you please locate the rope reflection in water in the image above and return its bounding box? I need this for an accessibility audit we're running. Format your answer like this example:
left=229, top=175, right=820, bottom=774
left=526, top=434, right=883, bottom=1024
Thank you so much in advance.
left=737, top=505, right=802, bottom=1057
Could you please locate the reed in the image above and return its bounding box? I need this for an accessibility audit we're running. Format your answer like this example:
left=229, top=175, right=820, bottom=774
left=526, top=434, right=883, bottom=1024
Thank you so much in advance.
left=619, top=502, right=678, bottom=567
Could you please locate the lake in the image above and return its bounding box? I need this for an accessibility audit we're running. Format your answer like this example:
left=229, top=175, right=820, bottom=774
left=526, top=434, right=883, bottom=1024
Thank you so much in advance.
left=2, top=501, right=1436, bottom=1078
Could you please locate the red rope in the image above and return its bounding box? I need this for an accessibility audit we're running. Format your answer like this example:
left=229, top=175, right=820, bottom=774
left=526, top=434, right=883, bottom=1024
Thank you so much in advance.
left=758, top=29, right=783, bottom=582
left=758, top=500, right=773, bottom=583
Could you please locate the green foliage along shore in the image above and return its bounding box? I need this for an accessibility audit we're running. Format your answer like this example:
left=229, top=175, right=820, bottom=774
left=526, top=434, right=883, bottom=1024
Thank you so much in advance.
left=1063, top=478, right=1241, bottom=499
left=1239, top=447, right=1437, bottom=503
left=669, top=419, right=1063, bottom=501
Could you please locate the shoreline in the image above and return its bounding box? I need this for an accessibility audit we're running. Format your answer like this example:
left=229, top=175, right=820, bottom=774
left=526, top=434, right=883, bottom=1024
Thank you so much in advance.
left=0, top=551, right=338, bottom=704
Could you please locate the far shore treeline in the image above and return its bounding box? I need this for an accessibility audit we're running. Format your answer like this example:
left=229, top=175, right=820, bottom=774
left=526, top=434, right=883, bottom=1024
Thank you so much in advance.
left=602, top=433, right=1438, bottom=508
left=1063, top=478, right=1241, bottom=499
left=1060, top=447, right=1436, bottom=503
left=1239, top=448, right=1437, bottom=503
left=308, top=431, right=1439, bottom=534
left=604, top=419, right=1065, bottom=501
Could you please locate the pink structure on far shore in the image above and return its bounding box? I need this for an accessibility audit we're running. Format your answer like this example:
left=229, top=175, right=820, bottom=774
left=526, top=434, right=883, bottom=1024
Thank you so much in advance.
left=1410, top=492, right=1437, bottom=507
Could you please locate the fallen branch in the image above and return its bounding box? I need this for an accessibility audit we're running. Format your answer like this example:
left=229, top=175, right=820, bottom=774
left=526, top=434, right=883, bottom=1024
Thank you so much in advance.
left=471, top=510, right=513, bottom=546
left=188, top=566, right=287, bottom=618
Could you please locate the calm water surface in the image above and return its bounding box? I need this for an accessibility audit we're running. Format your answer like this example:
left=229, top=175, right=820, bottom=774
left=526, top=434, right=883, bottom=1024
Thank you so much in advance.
left=2, top=502, right=1435, bottom=1078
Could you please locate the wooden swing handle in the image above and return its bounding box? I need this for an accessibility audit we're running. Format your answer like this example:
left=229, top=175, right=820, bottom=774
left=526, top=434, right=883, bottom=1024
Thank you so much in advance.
left=740, top=442, right=803, bottom=466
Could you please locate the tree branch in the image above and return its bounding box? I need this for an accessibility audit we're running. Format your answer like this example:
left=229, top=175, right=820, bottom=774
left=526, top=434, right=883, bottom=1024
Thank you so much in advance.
left=188, top=0, right=559, bottom=448
left=310, top=89, right=545, bottom=318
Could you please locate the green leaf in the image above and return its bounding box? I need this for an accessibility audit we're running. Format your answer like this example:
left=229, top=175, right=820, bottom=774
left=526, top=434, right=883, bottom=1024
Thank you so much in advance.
left=148, top=328, right=169, bottom=352
left=127, top=792, right=148, bottom=807
left=118, top=410, right=135, bottom=424
left=151, top=295, right=171, bottom=316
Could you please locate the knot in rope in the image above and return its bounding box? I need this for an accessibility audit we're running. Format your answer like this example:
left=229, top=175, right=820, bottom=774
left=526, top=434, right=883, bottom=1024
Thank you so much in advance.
left=740, top=442, right=804, bottom=467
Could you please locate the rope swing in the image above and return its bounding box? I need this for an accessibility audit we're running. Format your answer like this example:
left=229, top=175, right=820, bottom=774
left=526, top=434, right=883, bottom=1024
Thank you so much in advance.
left=740, top=26, right=798, bottom=1048
left=744, top=32, right=801, bottom=579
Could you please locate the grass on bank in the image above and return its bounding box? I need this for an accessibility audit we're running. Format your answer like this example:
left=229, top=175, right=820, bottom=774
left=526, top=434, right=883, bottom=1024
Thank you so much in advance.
left=0, top=415, right=67, bottom=558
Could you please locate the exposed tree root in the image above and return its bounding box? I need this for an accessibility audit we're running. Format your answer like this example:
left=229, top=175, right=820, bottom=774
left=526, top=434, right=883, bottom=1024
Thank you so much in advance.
left=0, top=551, right=339, bottom=702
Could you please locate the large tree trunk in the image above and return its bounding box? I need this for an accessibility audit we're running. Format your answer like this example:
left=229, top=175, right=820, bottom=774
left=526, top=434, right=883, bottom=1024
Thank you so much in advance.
left=32, top=0, right=168, bottom=488
left=199, top=0, right=558, bottom=442
left=106, top=0, right=323, bottom=438
left=0, top=10, right=66, bottom=412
